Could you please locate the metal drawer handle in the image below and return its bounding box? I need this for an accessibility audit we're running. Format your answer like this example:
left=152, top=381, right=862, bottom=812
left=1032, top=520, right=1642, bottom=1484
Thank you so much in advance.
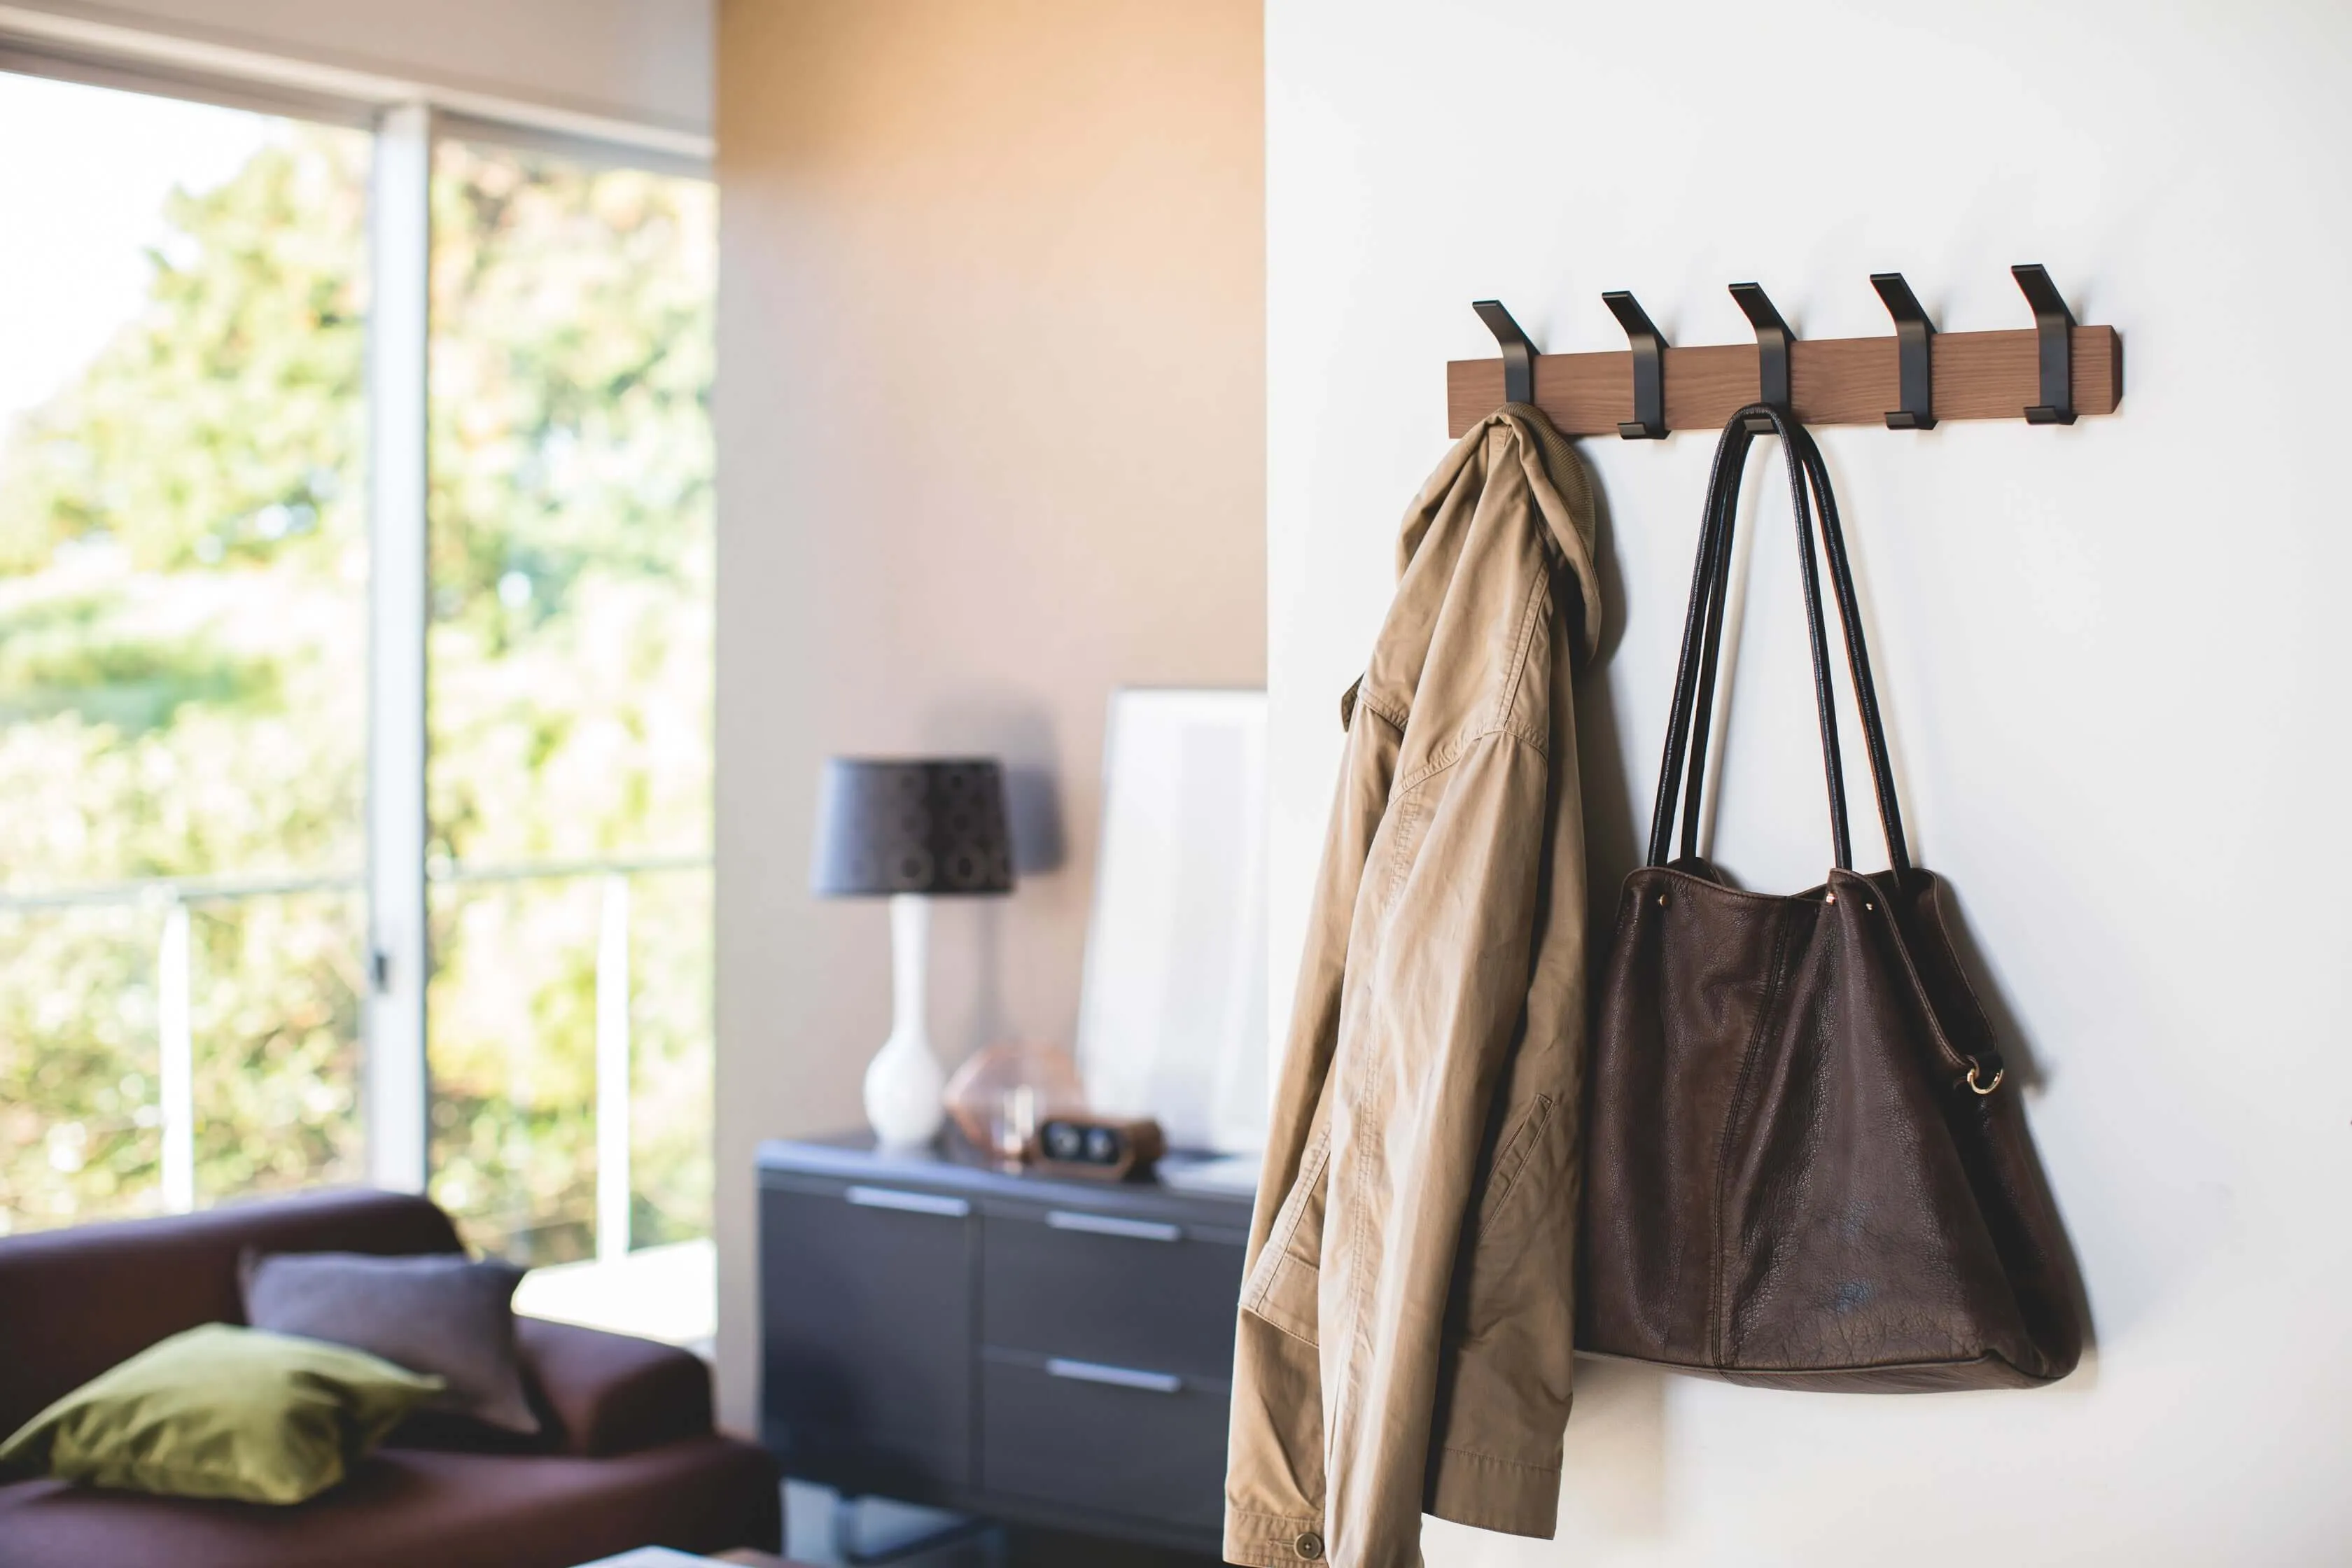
left=1044, top=1357, right=1183, bottom=1394
left=1045, top=1210, right=1182, bottom=1243
left=845, top=1185, right=970, bottom=1218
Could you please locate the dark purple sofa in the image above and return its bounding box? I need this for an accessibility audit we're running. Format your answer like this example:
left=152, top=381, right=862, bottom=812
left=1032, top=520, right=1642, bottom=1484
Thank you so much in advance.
left=0, top=1189, right=780, bottom=1568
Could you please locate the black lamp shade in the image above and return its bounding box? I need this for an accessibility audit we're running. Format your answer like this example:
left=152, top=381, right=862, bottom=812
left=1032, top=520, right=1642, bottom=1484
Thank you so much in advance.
left=812, top=757, right=1015, bottom=897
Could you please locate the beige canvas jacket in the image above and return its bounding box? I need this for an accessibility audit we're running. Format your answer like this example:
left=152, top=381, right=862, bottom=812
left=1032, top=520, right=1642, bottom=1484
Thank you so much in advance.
left=1225, top=406, right=1601, bottom=1568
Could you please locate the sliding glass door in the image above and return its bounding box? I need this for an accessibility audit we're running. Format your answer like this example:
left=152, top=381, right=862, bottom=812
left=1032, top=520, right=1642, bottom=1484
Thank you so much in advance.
left=0, top=67, right=715, bottom=1304
left=423, top=136, right=715, bottom=1266
left=0, top=76, right=372, bottom=1227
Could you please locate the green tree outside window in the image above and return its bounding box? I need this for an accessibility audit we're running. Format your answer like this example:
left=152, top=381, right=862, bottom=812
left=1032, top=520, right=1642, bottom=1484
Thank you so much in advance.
left=0, top=117, right=715, bottom=1262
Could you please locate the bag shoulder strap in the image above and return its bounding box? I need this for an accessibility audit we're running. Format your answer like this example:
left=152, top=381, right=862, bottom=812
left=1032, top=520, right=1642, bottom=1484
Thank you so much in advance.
left=1645, top=405, right=1911, bottom=878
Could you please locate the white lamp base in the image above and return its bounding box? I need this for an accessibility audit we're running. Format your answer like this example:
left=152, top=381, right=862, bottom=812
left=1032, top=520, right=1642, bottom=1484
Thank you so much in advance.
left=864, top=893, right=945, bottom=1147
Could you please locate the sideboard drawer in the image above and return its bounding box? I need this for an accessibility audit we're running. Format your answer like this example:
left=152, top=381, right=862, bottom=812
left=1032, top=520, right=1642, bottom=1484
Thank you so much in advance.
left=981, top=1205, right=1244, bottom=1380
left=760, top=1136, right=1256, bottom=1552
left=760, top=1180, right=974, bottom=1494
left=979, top=1353, right=1228, bottom=1532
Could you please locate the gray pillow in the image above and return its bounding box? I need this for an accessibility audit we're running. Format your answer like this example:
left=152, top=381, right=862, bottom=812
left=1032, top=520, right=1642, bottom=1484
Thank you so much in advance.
left=240, top=1250, right=539, bottom=1435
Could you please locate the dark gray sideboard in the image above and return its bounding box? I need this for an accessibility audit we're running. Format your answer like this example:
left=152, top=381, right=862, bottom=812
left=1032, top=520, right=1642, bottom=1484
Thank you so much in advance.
left=757, top=1134, right=1253, bottom=1555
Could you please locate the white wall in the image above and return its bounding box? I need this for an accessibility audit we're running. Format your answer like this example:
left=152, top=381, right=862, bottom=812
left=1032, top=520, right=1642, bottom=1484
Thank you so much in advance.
left=1266, top=2, right=2352, bottom=1563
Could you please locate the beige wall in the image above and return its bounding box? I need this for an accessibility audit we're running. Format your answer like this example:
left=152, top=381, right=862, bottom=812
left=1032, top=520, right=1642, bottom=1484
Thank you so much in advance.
left=711, top=0, right=1265, bottom=1429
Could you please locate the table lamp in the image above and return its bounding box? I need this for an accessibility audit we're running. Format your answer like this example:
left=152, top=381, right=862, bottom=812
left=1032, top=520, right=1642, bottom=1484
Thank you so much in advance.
left=812, top=757, right=1015, bottom=1147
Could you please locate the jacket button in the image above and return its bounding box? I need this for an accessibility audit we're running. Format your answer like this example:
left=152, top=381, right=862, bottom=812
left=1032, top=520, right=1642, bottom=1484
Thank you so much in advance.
left=1295, top=1532, right=1325, bottom=1560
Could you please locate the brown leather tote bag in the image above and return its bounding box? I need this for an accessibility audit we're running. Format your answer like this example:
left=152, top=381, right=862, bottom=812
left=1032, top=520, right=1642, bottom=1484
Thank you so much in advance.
left=1578, top=404, right=2082, bottom=1390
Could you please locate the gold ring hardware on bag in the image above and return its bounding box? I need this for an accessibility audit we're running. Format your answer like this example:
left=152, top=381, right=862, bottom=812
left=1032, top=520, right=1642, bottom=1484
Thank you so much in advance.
left=1967, top=1061, right=2005, bottom=1096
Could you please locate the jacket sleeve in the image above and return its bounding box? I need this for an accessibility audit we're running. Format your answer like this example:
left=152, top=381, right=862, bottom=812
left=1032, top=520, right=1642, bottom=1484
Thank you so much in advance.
left=1420, top=601, right=1587, bottom=1539
left=1316, top=722, right=1556, bottom=1566
left=1225, top=698, right=1401, bottom=1568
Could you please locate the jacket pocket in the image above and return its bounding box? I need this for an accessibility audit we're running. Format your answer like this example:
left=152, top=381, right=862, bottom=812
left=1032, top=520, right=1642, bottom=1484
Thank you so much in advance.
left=1473, top=1093, right=1556, bottom=1243
left=1240, top=1126, right=1331, bottom=1348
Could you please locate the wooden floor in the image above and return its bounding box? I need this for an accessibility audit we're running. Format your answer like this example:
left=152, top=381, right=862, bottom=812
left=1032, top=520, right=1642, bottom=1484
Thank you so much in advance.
left=778, top=1485, right=1221, bottom=1568
left=997, top=1525, right=1218, bottom=1568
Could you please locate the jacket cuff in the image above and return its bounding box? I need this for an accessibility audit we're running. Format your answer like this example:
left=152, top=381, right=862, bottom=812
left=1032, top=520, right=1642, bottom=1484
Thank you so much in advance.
left=1224, top=1506, right=1327, bottom=1565
left=1423, top=1446, right=1560, bottom=1539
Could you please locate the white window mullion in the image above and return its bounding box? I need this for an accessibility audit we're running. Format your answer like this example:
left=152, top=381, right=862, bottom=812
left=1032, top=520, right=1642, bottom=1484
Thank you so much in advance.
left=364, top=100, right=432, bottom=1194
left=595, top=872, right=633, bottom=1261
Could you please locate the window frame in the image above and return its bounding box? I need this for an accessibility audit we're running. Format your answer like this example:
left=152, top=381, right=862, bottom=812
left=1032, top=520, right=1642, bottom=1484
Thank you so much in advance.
left=365, top=99, right=432, bottom=1194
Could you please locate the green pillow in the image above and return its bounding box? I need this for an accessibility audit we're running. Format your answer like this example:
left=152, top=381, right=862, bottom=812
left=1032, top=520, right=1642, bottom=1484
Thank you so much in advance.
left=0, top=1322, right=443, bottom=1504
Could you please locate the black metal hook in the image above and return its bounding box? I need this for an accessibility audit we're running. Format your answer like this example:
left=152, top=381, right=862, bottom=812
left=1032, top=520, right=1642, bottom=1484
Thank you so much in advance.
left=1602, top=290, right=1669, bottom=440
left=1870, top=272, right=1936, bottom=430
left=2011, top=264, right=2076, bottom=425
left=1471, top=300, right=1536, bottom=407
left=1729, top=283, right=1793, bottom=433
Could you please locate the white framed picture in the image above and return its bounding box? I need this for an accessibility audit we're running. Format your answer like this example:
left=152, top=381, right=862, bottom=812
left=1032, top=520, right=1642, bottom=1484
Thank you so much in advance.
left=1074, top=688, right=1268, bottom=1155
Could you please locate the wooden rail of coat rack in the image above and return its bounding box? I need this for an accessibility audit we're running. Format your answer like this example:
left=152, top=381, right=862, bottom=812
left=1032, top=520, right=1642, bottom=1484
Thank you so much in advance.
left=1447, top=265, right=2121, bottom=439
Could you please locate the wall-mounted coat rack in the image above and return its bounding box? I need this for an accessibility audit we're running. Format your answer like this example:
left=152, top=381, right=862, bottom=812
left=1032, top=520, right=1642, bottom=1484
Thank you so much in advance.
left=1450, top=265, right=2120, bottom=438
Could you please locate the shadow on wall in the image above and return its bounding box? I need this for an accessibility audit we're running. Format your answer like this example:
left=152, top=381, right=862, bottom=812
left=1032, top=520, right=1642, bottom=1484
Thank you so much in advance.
left=913, top=694, right=1067, bottom=876
left=1005, top=760, right=1067, bottom=878
left=1572, top=458, right=1638, bottom=924
left=1556, top=1357, right=1670, bottom=1539
left=1561, top=466, right=1674, bottom=1539
left=917, top=694, right=1066, bottom=1060
left=1924, top=874, right=2100, bottom=1373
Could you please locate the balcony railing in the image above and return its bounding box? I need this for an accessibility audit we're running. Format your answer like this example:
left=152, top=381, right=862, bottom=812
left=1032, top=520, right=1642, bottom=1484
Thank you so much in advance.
left=0, top=852, right=706, bottom=1261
